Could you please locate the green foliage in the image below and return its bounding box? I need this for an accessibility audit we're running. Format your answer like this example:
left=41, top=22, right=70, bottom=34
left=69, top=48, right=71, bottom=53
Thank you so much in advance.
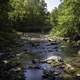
left=50, top=8, right=58, bottom=27
left=0, top=1, right=24, bottom=79
left=9, top=0, right=50, bottom=32
left=0, top=0, right=50, bottom=79
left=50, top=0, right=80, bottom=41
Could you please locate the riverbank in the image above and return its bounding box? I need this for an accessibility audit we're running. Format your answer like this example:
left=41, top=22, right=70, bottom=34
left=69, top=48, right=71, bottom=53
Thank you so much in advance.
left=1, top=32, right=79, bottom=80
left=21, top=33, right=80, bottom=80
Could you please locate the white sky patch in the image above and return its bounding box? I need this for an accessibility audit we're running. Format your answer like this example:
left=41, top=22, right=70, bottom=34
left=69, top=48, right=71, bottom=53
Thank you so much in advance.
left=45, top=0, right=61, bottom=12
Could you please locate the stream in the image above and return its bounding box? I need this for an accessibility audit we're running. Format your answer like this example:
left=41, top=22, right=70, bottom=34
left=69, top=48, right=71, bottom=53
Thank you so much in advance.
left=23, top=33, right=63, bottom=80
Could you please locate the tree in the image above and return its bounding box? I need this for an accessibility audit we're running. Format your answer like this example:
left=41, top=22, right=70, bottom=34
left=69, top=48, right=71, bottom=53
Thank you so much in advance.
left=0, top=0, right=10, bottom=31
left=50, top=8, right=58, bottom=27
left=0, top=0, right=18, bottom=50
left=50, top=0, right=80, bottom=41
left=9, top=0, right=50, bottom=32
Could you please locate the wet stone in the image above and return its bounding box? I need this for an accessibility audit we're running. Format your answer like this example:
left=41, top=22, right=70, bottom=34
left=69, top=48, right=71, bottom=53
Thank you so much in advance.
left=50, top=42, right=58, bottom=45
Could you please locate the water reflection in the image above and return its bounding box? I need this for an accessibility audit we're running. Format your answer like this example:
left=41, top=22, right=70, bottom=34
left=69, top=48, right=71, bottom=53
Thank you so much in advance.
left=24, top=69, right=43, bottom=80
left=23, top=39, right=62, bottom=80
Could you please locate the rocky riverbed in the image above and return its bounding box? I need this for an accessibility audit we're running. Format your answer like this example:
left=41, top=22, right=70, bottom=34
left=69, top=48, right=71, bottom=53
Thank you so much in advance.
left=19, top=33, right=80, bottom=80
left=21, top=33, right=63, bottom=80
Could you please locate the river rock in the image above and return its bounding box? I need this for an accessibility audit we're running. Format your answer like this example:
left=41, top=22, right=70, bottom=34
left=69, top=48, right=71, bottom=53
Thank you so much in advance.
left=74, top=74, right=80, bottom=80
left=47, top=60, right=53, bottom=64
left=50, top=42, right=58, bottom=45
left=78, top=50, right=80, bottom=55
left=32, top=59, right=40, bottom=63
left=42, top=74, right=48, bottom=79
left=28, top=64, right=40, bottom=69
left=48, top=38, right=54, bottom=42
left=44, top=56, right=62, bottom=63
left=65, top=63, right=74, bottom=70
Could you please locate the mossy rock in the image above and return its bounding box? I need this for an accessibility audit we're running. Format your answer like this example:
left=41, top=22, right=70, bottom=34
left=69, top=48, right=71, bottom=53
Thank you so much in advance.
left=61, top=73, right=74, bottom=80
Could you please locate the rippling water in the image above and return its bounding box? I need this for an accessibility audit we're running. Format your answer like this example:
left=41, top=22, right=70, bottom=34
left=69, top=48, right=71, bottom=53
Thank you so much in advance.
left=24, top=69, right=43, bottom=80
left=23, top=34, right=62, bottom=80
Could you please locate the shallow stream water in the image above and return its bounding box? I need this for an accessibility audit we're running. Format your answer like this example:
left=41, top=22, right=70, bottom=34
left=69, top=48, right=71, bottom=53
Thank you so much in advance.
left=23, top=37, right=62, bottom=80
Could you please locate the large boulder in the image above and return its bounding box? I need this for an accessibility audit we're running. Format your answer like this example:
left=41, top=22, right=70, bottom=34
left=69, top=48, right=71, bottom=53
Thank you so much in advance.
left=44, top=56, right=62, bottom=63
